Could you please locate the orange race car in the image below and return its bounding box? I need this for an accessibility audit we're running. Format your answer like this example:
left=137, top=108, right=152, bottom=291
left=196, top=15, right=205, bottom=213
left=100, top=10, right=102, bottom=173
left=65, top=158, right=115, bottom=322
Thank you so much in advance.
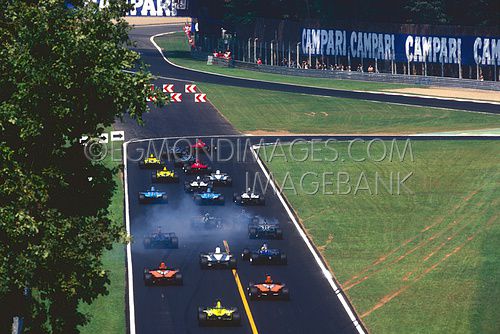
left=143, top=262, right=183, bottom=286
left=247, top=275, right=289, bottom=300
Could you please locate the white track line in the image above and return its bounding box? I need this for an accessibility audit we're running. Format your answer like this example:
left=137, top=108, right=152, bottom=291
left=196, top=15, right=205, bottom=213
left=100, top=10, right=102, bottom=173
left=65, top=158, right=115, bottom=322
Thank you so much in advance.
left=123, top=141, right=136, bottom=334
left=249, top=145, right=365, bottom=334
left=149, top=32, right=500, bottom=107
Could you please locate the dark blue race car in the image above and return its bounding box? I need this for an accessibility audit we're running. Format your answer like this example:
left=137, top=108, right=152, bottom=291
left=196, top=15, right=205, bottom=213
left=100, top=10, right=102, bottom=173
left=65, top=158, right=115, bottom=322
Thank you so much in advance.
left=241, top=244, right=287, bottom=265
left=138, top=186, right=168, bottom=204
left=143, top=228, right=178, bottom=249
left=193, top=188, right=224, bottom=205
left=248, top=216, right=283, bottom=239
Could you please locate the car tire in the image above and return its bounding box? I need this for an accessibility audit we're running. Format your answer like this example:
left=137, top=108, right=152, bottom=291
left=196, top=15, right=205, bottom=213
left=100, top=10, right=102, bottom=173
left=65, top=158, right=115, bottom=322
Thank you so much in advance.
left=249, top=286, right=258, bottom=300
left=250, top=254, right=259, bottom=265
left=241, top=248, right=250, bottom=260
left=144, top=273, right=153, bottom=286
left=276, top=228, right=283, bottom=240
left=200, top=257, right=208, bottom=269
left=232, top=311, right=241, bottom=325
left=280, top=253, right=288, bottom=265
left=161, top=194, right=168, bottom=202
left=248, top=228, right=257, bottom=239
left=170, top=237, right=179, bottom=249
left=138, top=194, right=145, bottom=203
left=198, top=311, right=207, bottom=326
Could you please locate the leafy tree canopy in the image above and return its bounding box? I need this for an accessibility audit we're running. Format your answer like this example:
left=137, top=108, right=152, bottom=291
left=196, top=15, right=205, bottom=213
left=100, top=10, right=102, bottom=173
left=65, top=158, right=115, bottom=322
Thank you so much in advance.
left=0, top=0, right=165, bottom=332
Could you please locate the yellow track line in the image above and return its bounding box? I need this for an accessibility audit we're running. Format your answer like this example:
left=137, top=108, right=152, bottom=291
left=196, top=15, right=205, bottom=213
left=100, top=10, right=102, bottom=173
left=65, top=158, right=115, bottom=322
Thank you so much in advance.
left=223, top=240, right=259, bottom=334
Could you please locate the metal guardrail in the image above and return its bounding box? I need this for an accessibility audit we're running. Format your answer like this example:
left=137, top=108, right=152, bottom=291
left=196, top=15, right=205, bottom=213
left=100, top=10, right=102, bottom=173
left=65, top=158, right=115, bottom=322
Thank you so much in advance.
left=208, top=56, right=500, bottom=91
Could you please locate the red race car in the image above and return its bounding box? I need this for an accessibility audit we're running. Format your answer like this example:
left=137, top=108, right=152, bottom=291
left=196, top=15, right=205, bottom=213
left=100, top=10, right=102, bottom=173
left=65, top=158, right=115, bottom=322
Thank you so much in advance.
left=143, top=262, right=183, bottom=286
left=183, top=159, right=212, bottom=174
left=247, top=275, right=289, bottom=300
left=189, top=138, right=217, bottom=154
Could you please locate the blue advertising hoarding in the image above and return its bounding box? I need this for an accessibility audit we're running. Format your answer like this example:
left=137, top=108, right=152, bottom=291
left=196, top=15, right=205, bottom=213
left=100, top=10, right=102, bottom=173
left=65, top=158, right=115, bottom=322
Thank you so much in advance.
left=301, top=28, right=500, bottom=66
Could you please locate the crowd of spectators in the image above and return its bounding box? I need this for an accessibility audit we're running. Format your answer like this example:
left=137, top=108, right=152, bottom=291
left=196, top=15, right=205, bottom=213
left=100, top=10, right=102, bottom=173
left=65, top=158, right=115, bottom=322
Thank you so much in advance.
left=259, top=58, right=378, bottom=74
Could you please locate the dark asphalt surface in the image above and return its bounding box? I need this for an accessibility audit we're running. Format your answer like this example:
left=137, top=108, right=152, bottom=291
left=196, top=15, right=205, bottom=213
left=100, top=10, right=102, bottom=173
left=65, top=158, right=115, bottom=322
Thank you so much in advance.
left=127, top=138, right=359, bottom=334
left=121, top=24, right=499, bottom=334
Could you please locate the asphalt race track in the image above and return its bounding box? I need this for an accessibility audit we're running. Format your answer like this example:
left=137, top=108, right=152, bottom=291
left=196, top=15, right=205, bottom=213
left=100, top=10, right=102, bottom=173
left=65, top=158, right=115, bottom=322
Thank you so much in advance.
left=126, top=137, right=361, bottom=334
left=129, top=25, right=500, bottom=115
left=121, top=24, right=499, bottom=334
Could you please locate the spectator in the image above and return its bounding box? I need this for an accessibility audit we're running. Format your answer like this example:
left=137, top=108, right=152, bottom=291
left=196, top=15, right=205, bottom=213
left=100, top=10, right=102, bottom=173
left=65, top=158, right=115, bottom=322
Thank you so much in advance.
left=368, top=65, right=374, bottom=73
left=256, top=57, right=262, bottom=65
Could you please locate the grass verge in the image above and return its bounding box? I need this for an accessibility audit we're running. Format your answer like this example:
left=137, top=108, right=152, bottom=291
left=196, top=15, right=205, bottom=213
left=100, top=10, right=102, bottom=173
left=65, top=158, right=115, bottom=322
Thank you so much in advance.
left=196, top=83, right=500, bottom=134
left=260, top=140, right=500, bottom=333
left=79, top=140, right=125, bottom=334
left=155, top=32, right=414, bottom=92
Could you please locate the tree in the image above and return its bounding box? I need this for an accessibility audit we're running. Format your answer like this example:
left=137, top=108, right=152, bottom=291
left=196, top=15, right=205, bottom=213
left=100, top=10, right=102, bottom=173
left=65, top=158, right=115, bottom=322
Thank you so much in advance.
left=0, top=0, right=165, bottom=332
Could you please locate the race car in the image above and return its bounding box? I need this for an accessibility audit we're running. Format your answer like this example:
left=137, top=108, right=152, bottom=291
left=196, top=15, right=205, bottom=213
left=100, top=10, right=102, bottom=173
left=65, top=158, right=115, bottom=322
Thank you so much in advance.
left=173, top=153, right=196, bottom=168
left=233, top=188, right=265, bottom=205
left=248, top=216, right=283, bottom=239
left=162, top=145, right=188, bottom=158
left=191, top=213, right=223, bottom=229
left=151, top=167, right=179, bottom=183
left=198, top=300, right=241, bottom=326
left=199, top=246, right=237, bottom=269
left=183, top=159, right=212, bottom=174
left=143, top=228, right=179, bottom=249
left=190, top=138, right=217, bottom=154
left=193, top=188, right=224, bottom=205
left=139, top=154, right=163, bottom=169
left=241, top=243, right=287, bottom=265
left=138, top=186, right=167, bottom=204
left=143, top=262, right=183, bottom=286
left=184, top=176, right=212, bottom=193
left=247, top=275, right=290, bottom=300
left=206, top=170, right=232, bottom=186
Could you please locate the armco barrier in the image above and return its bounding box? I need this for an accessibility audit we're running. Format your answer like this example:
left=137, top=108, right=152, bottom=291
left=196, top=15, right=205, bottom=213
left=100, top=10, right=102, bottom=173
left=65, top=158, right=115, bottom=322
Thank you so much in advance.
left=208, top=56, right=500, bottom=91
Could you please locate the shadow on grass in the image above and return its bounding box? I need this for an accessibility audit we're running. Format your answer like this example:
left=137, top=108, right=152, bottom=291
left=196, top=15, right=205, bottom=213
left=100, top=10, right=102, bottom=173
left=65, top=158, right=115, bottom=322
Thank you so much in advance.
left=471, top=215, right=500, bottom=333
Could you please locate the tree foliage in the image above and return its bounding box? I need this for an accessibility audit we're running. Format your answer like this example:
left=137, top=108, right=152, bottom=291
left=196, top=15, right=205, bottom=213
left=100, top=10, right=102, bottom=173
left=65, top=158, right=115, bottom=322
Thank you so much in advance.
left=0, top=0, right=164, bottom=332
left=215, top=0, right=499, bottom=26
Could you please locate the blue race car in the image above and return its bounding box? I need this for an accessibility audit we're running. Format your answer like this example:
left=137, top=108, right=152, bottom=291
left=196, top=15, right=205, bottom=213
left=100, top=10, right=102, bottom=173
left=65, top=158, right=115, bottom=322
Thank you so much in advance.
left=248, top=216, right=283, bottom=239
left=193, top=188, right=224, bottom=205
left=241, top=243, right=287, bottom=265
left=143, top=228, right=178, bottom=249
left=138, top=186, right=168, bottom=204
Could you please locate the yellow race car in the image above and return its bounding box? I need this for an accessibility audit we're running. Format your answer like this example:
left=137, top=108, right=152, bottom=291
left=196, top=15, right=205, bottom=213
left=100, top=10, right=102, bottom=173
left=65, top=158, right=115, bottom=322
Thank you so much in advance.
left=151, top=167, right=179, bottom=183
left=198, top=300, right=241, bottom=326
left=139, top=154, right=163, bottom=169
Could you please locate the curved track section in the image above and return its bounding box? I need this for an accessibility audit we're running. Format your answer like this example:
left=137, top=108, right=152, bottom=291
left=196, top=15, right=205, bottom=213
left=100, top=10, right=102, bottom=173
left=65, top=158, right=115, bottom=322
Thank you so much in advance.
left=130, top=25, right=500, bottom=115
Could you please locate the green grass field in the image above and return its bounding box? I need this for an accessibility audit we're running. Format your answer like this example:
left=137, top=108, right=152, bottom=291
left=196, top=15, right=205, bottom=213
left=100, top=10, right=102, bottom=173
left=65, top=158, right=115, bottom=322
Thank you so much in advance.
left=261, top=140, right=500, bottom=333
left=79, top=142, right=125, bottom=334
left=197, top=83, right=500, bottom=134
left=155, top=32, right=414, bottom=92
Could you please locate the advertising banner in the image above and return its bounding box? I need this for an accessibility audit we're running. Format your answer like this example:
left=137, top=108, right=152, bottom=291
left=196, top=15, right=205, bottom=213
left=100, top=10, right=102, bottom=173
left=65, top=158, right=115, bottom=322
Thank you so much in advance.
left=301, top=28, right=500, bottom=66
left=92, top=0, right=190, bottom=17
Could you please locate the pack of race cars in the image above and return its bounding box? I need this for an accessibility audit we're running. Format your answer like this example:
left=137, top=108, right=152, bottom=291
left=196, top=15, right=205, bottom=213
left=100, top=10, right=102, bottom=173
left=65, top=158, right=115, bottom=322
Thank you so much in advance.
left=136, top=139, right=289, bottom=327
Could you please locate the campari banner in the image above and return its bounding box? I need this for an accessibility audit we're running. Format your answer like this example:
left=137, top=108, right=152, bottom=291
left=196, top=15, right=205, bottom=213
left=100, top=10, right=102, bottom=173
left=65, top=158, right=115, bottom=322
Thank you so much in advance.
left=92, top=0, right=190, bottom=17
left=301, top=28, right=500, bottom=66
